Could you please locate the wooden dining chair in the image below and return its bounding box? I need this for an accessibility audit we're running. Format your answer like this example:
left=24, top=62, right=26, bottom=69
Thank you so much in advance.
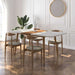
left=26, top=28, right=43, bottom=46
left=48, top=30, right=63, bottom=56
left=33, top=28, right=43, bottom=45
left=23, top=35, right=43, bottom=67
left=5, top=33, right=21, bottom=59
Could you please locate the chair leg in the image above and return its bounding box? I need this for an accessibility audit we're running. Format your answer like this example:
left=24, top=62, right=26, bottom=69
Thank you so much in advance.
left=36, top=41, right=39, bottom=57
left=5, top=46, right=6, bottom=57
left=11, top=47, right=13, bottom=60
left=56, top=44, right=58, bottom=58
left=20, top=45, right=21, bottom=55
left=48, top=42, right=50, bottom=56
left=14, top=47, right=16, bottom=55
left=61, top=43, right=63, bottom=54
left=54, top=45, right=56, bottom=55
left=31, top=53, right=33, bottom=69
left=29, top=39, right=31, bottom=45
left=23, top=50, right=25, bottom=66
left=41, top=50, right=42, bottom=66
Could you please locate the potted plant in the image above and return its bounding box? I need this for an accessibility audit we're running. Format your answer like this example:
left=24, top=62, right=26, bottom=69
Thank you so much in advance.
left=12, top=15, right=33, bottom=40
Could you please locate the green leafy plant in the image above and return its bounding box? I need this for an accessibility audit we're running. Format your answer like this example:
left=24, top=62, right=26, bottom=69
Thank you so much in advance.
left=12, top=15, right=33, bottom=39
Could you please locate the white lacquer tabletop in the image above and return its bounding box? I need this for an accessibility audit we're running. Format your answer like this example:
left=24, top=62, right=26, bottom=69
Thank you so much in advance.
left=32, top=31, right=66, bottom=37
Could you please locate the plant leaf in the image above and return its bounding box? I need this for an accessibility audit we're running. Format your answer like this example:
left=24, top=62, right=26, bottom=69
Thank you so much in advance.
left=17, top=16, right=23, bottom=25
left=12, top=27, right=21, bottom=30
left=25, top=17, right=29, bottom=23
left=24, top=15, right=27, bottom=20
left=15, top=27, right=21, bottom=30
left=24, top=15, right=29, bottom=23
left=27, top=24, right=33, bottom=29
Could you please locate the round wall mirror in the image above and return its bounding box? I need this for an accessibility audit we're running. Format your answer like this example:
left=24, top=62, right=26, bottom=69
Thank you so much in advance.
left=50, top=0, right=66, bottom=17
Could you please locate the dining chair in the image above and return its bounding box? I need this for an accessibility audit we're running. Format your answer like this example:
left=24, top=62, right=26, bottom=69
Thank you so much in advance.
left=34, top=28, right=43, bottom=45
left=48, top=30, right=63, bottom=56
left=5, top=33, right=21, bottom=59
left=26, top=28, right=43, bottom=46
left=23, top=35, right=43, bottom=67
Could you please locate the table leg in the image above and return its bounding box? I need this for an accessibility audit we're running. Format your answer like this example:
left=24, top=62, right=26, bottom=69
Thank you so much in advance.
left=54, top=36, right=58, bottom=59
left=56, top=44, right=58, bottom=58
left=43, top=37, right=45, bottom=65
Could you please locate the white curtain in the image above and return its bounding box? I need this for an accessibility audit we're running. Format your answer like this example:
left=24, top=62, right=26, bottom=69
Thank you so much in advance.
left=0, top=0, right=7, bottom=7
left=0, top=0, right=7, bottom=41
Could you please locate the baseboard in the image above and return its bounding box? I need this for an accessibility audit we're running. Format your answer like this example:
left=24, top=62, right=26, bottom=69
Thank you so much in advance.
left=63, top=45, right=75, bottom=50
left=45, top=43, right=75, bottom=50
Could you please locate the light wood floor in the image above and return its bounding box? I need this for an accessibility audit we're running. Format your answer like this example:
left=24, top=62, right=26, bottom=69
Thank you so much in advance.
left=0, top=42, right=75, bottom=75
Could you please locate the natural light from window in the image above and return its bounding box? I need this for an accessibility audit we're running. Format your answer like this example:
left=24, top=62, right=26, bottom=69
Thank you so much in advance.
left=0, top=0, right=7, bottom=41
left=0, top=3, right=3, bottom=40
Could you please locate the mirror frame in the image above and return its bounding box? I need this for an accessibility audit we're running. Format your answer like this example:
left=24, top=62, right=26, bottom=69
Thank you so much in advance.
left=49, top=0, right=66, bottom=17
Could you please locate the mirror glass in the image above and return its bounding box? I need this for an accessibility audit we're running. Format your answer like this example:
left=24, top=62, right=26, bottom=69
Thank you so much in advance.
left=50, top=0, right=66, bottom=17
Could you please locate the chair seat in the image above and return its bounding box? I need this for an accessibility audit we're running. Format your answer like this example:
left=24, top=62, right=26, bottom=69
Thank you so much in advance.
left=7, top=41, right=21, bottom=46
left=26, top=46, right=42, bottom=51
left=48, top=40, right=62, bottom=44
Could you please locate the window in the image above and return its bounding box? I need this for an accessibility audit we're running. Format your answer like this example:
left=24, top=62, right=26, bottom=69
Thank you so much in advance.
left=0, top=0, right=7, bottom=41
left=0, top=3, right=3, bottom=40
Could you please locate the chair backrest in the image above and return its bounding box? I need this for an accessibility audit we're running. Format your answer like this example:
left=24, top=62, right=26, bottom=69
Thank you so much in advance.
left=5, top=33, right=17, bottom=45
left=34, top=28, right=40, bottom=30
left=51, top=30, right=62, bottom=32
left=51, top=30, right=63, bottom=42
left=23, top=35, right=33, bottom=51
left=23, top=35, right=42, bottom=51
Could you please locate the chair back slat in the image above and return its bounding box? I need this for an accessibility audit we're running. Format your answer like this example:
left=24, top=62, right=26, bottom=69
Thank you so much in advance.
left=6, top=33, right=15, bottom=36
left=51, top=30, right=62, bottom=32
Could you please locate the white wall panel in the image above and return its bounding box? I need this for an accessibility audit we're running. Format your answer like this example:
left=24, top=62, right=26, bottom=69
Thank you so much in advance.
left=33, top=0, right=46, bottom=29
left=69, top=0, right=75, bottom=49
left=71, top=0, right=75, bottom=27
left=6, top=0, right=16, bottom=32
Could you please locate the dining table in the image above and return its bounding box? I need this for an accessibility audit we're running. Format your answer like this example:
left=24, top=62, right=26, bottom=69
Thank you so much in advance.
left=16, top=30, right=66, bottom=65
